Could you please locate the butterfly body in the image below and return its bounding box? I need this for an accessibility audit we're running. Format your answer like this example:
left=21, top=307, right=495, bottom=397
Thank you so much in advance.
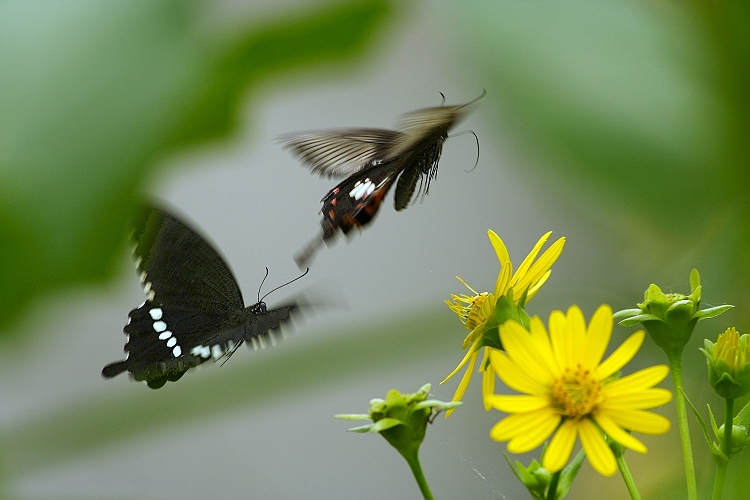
left=281, top=91, right=484, bottom=267
left=103, top=207, right=298, bottom=389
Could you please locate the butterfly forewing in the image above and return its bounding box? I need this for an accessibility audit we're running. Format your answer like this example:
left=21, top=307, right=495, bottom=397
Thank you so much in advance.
left=133, top=207, right=244, bottom=313
left=278, top=128, right=403, bottom=178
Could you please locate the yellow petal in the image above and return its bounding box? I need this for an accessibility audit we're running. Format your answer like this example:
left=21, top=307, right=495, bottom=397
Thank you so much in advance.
left=605, top=387, right=673, bottom=410
left=492, top=409, right=560, bottom=453
left=595, top=331, right=645, bottom=380
left=605, top=365, right=670, bottom=395
left=449, top=351, right=477, bottom=398
left=441, top=338, right=479, bottom=383
left=514, top=236, right=565, bottom=297
left=491, top=410, right=553, bottom=442
left=543, top=419, right=577, bottom=473
left=490, top=348, right=549, bottom=395
left=494, top=258, right=513, bottom=297
left=488, top=229, right=510, bottom=266
left=513, top=231, right=552, bottom=284
left=549, top=309, right=572, bottom=369
left=604, top=409, right=672, bottom=435
left=488, top=394, right=550, bottom=413
left=584, top=304, right=613, bottom=368
left=525, top=270, right=551, bottom=301
left=481, top=348, right=495, bottom=411
left=578, top=418, right=617, bottom=476
left=566, top=305, right=587, bottom=366
left=500, top=320, right=555, bottom=385
left=594, top=412, right=647, bottom=453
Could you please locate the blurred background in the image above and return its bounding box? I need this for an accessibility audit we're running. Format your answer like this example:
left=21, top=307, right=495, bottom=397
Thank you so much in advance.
left=1, top=0, right=748, bottom=498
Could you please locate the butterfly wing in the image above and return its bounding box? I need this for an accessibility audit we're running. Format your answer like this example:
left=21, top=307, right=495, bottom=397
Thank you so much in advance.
left=104, top=301, right=298, bottom=389
left=103, top=207, right=253, bottom=388
left=389, top=99, right=482, bottom=211
left=131, top=207, right=245, bottom=312
left=294, top=160, right=400, bottom=267
left=103, top=303, right=227, bottom=388
left=288, top=92, right=484, bottom=266
left=278, top=128, right=403, bottom=178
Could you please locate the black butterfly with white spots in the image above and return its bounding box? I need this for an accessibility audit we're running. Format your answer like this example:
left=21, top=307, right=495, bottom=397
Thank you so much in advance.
left=102, top=206, right=302, bottom=389
left=279, top=90, right=485, bottom=267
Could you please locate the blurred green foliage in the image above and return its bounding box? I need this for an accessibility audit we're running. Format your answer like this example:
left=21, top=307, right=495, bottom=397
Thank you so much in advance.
left=452, top=1, right=750, bottom=315
left=0, top=0, right=391, bottom=332
left=3, top=0, right=750, bottom=497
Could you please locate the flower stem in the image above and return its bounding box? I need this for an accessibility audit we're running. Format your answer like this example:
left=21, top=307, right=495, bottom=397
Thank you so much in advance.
left=401, top=448, right=434, bottom=500
left=546, top=471, right=560, bottom=500
left=722, top=398, right=734, bottom=457
left=614, top=444, right=641, bottom=500
left=667, top=350, right=698, bottom=500
left=711, top=398, right=734, bottom=500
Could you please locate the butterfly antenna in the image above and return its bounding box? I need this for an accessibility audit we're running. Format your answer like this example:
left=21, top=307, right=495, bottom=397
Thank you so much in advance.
left=259, top=268, right=310, bottom=303
left=457, top=88, right=487, bottom=111
left=257, top=267, right=270, bottom=303
left=439, top=92, right=446, bottom=107
left=448, top=129, right=481, bottom=172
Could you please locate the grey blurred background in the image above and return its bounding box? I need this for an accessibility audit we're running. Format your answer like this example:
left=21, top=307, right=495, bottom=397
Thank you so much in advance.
left=1, top=1, right=748, bottom=498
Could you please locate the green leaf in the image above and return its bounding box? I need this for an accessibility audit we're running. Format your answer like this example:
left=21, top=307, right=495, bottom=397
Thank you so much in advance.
left=695, top=305, right=735, bottom=321
left=0, top=0, right=392, bottom=332
left=370, top=418, right=404, bottom=433
left=617, top=313, right=662, bottom=326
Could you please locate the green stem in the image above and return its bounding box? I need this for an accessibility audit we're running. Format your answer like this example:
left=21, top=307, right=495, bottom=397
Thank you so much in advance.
left=722, top=398, right=734, bottom=457
left=711, top=398, right=734, bottom=500
left=614, top=444, right=641, bottom=500
left=401, top=448, right=434, bottom=500
left=667, top=350, right=698, bottom=500
left=546, top=470, right=560, bottom=500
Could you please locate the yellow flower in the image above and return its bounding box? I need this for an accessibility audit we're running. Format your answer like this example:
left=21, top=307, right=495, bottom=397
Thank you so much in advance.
left=442, top=230, right=565, bottom=416
left=488, top=305, right=672, bottom=476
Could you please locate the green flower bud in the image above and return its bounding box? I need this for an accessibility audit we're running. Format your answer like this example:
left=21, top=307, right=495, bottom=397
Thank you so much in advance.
left=715, top=423, right=750, bottom=456
left=614, top=269, right=733, bottom=354
left=509, top=458, right=551, bottom=499
left=504, top=448, right=585, bottom=500
left=336, top=384, right=461, bottom=459
left=702, top=328, right=750, bottom=399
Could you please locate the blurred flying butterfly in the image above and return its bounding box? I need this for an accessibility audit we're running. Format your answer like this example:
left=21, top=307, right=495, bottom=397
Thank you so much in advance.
left=102, top=206, right=306, bottom=389
left=279, top=90, right=485, bottom=267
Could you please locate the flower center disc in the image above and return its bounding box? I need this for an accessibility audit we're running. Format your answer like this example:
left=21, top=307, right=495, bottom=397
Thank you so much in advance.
left=552, top=365, right=602, bottom=419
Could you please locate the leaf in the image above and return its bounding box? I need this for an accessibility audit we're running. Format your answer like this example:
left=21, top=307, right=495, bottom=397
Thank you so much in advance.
left=448, top=1, right=747, bottom=267
left=0, top=0, right=392, bottom=332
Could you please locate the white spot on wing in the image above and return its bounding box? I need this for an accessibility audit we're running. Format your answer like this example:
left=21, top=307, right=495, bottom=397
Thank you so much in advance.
left=166, top=337, right=177, bottom=348
left=211, top=344, right=223, bottom=359
left=191, top=345, right=211, bottom=358
left=158, top=330, right=172, bottom=340
left=149, top=308, right=163, bottom=320
left=152, top=321, right=167, bottom=332
left=172, top=345, right=182, bottom=357
left=349, top=179, right=375, bottom=200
